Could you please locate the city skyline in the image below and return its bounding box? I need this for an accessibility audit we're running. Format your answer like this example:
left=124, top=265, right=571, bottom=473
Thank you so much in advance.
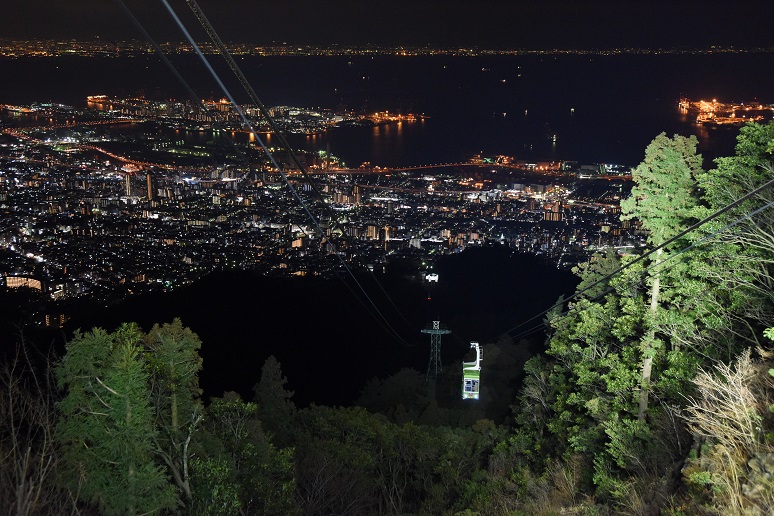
left=4, top=0, right=774, bottom=50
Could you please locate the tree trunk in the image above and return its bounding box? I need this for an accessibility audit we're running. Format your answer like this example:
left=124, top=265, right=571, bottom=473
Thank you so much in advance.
left=638, top=355, right=653, bottom=421
left=639, top=248, right=662, bottom=421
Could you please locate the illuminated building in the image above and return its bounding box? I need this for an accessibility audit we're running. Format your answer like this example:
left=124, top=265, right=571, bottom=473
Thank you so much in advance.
left=5, top=276, right=43, bottom=290
left=146, top=172, right=156, bottom=200
left=544, top=201, right=563, bottom=222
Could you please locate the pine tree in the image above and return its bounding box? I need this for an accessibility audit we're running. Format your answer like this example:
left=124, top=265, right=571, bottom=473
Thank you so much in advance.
left=55, top=325, right=176, bottom=514
left=144, top=318, right=204, bottom=507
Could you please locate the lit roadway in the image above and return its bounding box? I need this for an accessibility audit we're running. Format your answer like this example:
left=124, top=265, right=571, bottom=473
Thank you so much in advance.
left=357, top=183, right=479, bottom=195
left=1, top=123, right=210, bottom=174
left=310, top=163, right=485, bottom=174
left=2, top=123, right=631, bottom=181
left=2, top=118, right=148, bottom=136
left=303, top=163, right=631, bottom=181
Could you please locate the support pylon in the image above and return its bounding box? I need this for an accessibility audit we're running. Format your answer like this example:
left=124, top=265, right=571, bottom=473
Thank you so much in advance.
left=421, top=321, right=451, bottom=381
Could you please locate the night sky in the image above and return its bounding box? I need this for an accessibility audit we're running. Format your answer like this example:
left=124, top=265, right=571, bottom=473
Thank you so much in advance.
left=4, top=0, right=774, bottom=49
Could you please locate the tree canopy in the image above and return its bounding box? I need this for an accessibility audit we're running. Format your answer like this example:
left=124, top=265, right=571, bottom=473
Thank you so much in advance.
left=4, top=122, right=774, bottom=514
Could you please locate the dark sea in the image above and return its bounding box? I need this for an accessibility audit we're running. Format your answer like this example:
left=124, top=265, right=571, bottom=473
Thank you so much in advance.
left=3, top=53, right=773, bottom=166
left=3, top=53, right=773, bottom=404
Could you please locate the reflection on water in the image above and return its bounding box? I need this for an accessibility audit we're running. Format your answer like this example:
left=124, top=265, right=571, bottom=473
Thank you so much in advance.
left=694, top=122, right=710, bottom=142
left=42, top=60, right=770, bottom=167
left=29, top=54, right=774, bottom=167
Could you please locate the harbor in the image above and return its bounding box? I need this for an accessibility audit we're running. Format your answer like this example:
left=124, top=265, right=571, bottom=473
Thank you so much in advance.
left=679, top=96, right=774, bottom=125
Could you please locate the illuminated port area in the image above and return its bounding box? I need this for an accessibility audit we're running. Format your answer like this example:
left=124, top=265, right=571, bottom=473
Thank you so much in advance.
left=84, top=96, right=425, bottom=135
left=1, top=99, right=633, bottom=304
left=679, top=97, right=774, bottom=125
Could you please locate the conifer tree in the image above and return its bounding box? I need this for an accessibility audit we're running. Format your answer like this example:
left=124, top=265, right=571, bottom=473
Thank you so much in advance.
left=144, top=318, right=204, bottom=507
left=620, top=133, right=702, bottom=419
left=55, top=324, right=176, bottom=514
left=253, top=355, right=296, bottom=445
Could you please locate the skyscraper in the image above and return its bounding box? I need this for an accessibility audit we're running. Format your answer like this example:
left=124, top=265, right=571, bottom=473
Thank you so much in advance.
left=146, top=172, right=156, bottom=200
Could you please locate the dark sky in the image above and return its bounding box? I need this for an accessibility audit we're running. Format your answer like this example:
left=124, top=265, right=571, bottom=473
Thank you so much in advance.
left=4, top=0, right=774, bottom=49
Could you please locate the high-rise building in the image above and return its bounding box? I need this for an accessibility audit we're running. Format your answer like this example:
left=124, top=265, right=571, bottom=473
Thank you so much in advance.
left=544, top=201, right=563, bottom=222
left=146, top=172, right=156, bottom=200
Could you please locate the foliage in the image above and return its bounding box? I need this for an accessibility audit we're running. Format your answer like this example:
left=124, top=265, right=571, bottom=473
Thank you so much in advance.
left=189, top=457, right=241, bottom=515
left=9, top=122, right=774, bottom=514
left=692, top=122, right=774, bottom=343
left=620, top=132, right=702, bottom=248
left=144, top=318, right=204, bottom=507
left=683, top=348, right=774, bottom=514
left=356, top=368, right=429, bottom=423
left=253, top=355, right=296, bottom=446
left=55, top=325, right=176, bottom=514
left=499, top=126, right=774, bottom=513
left=53, top=319, right=212, bottom=513
left=198, top=391, right=298, bottom=515
left=572, top=250, right=621, bottom=301
left=291, top=404, right=500, bottom=514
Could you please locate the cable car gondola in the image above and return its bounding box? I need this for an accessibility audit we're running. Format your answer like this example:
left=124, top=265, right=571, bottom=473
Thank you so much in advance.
left=461, top=341, right=482, bottom=400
